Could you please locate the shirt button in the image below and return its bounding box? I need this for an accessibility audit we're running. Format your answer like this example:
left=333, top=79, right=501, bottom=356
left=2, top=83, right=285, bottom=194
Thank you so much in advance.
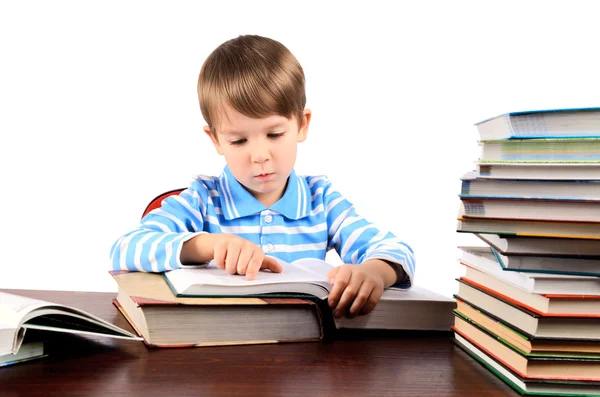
left=264, top=215, right=273, bottom=223
left=265, top=243, right=274, bottom=252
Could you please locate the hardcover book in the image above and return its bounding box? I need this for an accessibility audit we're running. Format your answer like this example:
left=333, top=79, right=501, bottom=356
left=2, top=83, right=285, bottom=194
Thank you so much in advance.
left=475, top=107, right=600, bottom=140
left=110, top=270, right=327, bottom=348
left=456, top=202, right=600, bottom=239
left=460, top=171, right=600, bottom=201
left=460, top=269, right=600, bottom=317
left=476, top=162, right=600, bottom=180
left=461, top=197, right=600, bottom=222
left=0, top=291, right=141, bottom=359
left=459, top=246, right=600, bottom=292
left=162, top=258, right=455, bottom=331
left=455, top=333, right=600, bottom=396
left=453, top=315, right=600, bottom=381
left=454, top=280, right=600, bottom=340
left=455, top=299, right=600, bottom=355
left=474, top=233, right=600, bottom=258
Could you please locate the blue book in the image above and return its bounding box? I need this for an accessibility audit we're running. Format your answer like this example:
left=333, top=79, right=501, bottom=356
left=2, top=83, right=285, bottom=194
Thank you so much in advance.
left=476, top=107, right=600, bottom=140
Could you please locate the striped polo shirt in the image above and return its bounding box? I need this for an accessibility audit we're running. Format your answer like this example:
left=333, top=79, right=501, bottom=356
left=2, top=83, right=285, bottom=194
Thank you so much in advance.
left=110, top=167, right=415, bottom=287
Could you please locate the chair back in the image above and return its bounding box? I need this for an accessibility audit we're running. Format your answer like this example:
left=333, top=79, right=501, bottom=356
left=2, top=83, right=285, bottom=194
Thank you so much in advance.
left=141, top=188, right=185, bottom=219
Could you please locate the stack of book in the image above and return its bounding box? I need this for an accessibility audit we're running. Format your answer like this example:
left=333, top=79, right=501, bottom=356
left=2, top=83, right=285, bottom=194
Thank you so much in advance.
left=111, top=257, right=456, bottom=348
left=453, top=107, right=600, bottom=396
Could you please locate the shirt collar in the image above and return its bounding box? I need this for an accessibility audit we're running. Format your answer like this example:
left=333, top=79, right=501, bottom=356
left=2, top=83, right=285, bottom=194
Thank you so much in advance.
left=218, top=167, right=311, bottom=221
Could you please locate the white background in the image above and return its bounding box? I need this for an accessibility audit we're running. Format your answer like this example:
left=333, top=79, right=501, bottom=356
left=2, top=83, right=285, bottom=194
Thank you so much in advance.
left=1, top=1, right=599, bottom=298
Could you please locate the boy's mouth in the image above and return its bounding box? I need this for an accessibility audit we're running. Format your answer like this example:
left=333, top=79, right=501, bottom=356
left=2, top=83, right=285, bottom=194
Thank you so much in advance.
left=255, top=173, right=274, bottom=181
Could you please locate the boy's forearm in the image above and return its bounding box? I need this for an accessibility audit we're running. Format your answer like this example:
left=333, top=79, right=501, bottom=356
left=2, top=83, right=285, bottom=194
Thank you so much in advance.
left=181, top=233, right=225, bottom=264
left=359, top=259, right=399, bottom=288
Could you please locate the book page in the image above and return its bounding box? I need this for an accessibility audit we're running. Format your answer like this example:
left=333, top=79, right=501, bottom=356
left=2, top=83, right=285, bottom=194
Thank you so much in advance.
left=0, top=324, right=19, bottom=355
left=0, top=292, right=140, bottom=342
left=165, top=257, right=334, bottom=291
left=381, top=286, right=454, bottom=302
left=0, top=292, right=50, bottom=328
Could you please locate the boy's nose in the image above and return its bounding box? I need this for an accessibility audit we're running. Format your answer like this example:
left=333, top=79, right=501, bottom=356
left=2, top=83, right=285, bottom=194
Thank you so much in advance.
left=251, top=146, right=270, bottom=163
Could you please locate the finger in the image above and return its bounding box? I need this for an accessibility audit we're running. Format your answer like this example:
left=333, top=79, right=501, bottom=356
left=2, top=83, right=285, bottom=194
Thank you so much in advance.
left=327, top=267, right=340, bottom=285
left=334, top=273, right=364, bottom=318
left=245, top=253, right=262, bottom=281
left=348, top=281, right=378, bottom=318
left=224, top=242, right=242, bottom=275
left=359, top=286, right=383, bottom=316
left=236, top=246, right=254, bottom=276
left=327, top=266, right=351, bottom=309
left=261, top=256, right=283, bottom=273
left=213, top=240, right=227, bottom=269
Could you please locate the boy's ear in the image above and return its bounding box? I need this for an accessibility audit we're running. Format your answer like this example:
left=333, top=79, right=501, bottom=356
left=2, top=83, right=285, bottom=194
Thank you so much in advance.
left=204, top=126, right=223, bottom=155
left=297, top=109, right=311, bottom=143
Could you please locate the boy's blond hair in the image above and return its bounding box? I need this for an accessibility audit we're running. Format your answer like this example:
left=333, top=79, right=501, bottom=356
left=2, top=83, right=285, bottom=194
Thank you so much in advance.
left=198, top=35, right=306, bottom=135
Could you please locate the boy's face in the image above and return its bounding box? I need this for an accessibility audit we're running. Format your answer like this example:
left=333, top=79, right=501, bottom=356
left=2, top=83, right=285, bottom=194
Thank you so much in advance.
left=204, top=103, right=311, bottom=207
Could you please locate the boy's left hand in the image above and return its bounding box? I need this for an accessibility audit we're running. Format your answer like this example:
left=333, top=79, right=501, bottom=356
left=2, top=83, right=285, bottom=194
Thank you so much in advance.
left=327, top=264, right=385, bottom=318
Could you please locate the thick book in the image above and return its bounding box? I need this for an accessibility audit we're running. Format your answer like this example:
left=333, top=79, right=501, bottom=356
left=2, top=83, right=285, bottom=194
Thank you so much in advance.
left=475, top=107, right=600, bottom=140
left=455, top=333, right=600, bottom=396
left=475, top=233, right=600, bottom=258
left=163, top=258, right=455, bottom=331
left=0, top=291, right=141, bottom=357
left=461, top=196, right=600, bottom=222
left=110, top=270, right=328, bottom=348
left=460, top=171, right=600, bottom=201
left=479, top=138, right=600, bottom=163
left=476, top=162, right=600, bottom=180
left=335, top=286, right=455, bottom=331
left=460, top=267, right=600, bottom=316
left=453, top=315, right=600, bottom=381
left=455, top=299, right=600, bottom=355
left=458, top=246, right=600, bottom=295
left=455, top=310, right=600, bottom=360
left=456, top=203, right=600, bottom=239
left=454, top=280, right=600, bottom=340
left=473, top=248, right=600, bottom=277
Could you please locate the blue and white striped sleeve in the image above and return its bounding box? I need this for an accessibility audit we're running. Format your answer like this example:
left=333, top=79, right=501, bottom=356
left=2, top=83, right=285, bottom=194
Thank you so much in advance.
left=109, top=179, right=209, bottom=272
left=321, top=178, right=416, bottom=287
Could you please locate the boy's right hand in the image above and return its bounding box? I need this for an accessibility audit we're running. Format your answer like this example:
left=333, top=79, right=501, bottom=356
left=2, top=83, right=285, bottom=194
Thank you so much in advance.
left=213, top=235, right=282, bottom=280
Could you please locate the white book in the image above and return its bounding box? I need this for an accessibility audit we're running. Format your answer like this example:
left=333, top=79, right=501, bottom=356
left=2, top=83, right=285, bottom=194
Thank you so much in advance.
left=165, top=258, right=334, bottom=298
left=0, top=292, right=141, bottom=357
left=460, top=171, right=600, bottom=201
left=480, top=138, right=600, bottom=163
left=475, top=233, right=600, bottom=258
left=164, top=258, right=456, bottom=331
left=475, top=107, right=600, bottom=140
left=476, top=162, right=600, bottom=180
left=461, top=197, right=600, bottom=222
left=457, top=202, right=600, bottom=238
left=458, top=246, right=600, bottom=295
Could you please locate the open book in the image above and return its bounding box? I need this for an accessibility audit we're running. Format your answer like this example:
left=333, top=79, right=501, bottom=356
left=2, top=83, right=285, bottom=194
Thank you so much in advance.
left=164, top=258, right=455, bottom=331
left=0, top=292, right=142, bottom=357
left=165, top=258, right=334, bottom=298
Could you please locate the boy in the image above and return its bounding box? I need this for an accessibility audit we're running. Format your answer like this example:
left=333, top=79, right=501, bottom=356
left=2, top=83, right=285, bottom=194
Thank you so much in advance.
left=110, top=35, right=415, bottom=319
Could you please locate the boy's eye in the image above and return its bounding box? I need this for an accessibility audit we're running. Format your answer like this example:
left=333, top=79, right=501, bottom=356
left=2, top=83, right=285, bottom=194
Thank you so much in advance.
left=268, top=132, right=284, bottom=139
left=230, top=139, right=247, bottom=145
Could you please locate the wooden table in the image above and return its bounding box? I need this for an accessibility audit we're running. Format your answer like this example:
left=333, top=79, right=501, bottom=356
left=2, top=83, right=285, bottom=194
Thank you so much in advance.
left=0, top=289, right=517, bottom=397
